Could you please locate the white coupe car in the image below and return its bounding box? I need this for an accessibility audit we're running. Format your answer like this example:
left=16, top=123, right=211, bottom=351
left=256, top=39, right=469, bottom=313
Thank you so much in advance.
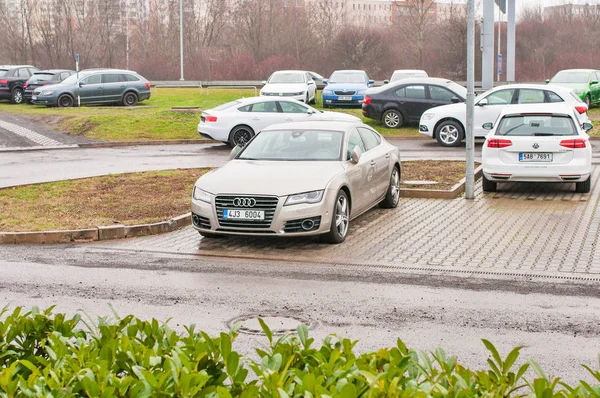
left=482, top=104, right=593, bottom=193
left=419, top=84, right=590, bottom=147
left=260, top=70, right=317, bottom=104
left=198, top=97, right=360, bottom=147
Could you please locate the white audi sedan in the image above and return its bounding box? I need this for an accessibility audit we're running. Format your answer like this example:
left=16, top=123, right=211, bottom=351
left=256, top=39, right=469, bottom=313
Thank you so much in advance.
left=191, top=121, right=401, bottom=243
left=419, top=84, right=590, bottom=147
left=482, top=104, right=593, bottom=193
left=198, top=97, right=360, bottom=147
left=260, top=70, right=317, bottom=104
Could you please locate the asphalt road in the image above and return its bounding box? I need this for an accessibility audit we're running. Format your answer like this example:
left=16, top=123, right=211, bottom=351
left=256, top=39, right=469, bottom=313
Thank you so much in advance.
left=1, top=244, right=599, bottom=384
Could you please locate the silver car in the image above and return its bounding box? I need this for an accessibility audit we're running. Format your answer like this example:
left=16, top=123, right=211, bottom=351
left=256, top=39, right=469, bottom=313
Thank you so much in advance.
left=191, top=121, right=401, bottom=243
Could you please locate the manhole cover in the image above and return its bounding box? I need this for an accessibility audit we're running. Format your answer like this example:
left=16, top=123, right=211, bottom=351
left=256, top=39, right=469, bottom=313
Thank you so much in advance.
left=227, top=314, right=315, bottom=335
left=402, top=180, right=439, bottom=185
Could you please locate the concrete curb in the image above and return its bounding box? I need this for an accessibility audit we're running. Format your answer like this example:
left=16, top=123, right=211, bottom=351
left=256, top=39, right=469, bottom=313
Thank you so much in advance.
left=0, top=213, right=191, bottom=245
left=401, top=165, right=483, bottom=199
left=78, top=139, right=219, bottom=148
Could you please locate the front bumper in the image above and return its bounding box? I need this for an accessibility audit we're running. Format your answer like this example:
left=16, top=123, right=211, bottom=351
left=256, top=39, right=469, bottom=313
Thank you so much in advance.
left=261, top=93, right=306, bottom=102
left=418, top=119, right=436, bottom=138
left=31, top=95, right=57, bottom=106
left=322, top=93, right=364, bottom=107
left=191, top=196, right=333, bottom=237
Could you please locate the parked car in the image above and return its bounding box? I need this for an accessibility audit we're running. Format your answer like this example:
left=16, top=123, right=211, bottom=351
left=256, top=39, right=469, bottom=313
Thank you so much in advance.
left=362, top=78, right=466, bottom=129
left=260, top=70, right=317, bottom=104
left=308, top=71, right=326, bottom=90
left=419, top=84, right=591, bottom=147
left=191, top=120, right=401, bottom=243
left=23, top=69, right=75, bottom=103
left=384, top=69, right=428, bottom=84
left=546, top=69, right=600, bottom=108
left=321, top=70, right=374, bottom=108
left=31, top=68, right=151, bottom=107
left=0, top=65, right=39, bottom=104
left=198, top=96, right=361, bottom=147
left=482, top=103, right=593, bottom=193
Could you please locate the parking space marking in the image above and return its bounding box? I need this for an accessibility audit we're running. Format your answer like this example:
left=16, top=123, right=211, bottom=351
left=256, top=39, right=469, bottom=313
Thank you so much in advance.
left=0, top=119, right=62, bottom=147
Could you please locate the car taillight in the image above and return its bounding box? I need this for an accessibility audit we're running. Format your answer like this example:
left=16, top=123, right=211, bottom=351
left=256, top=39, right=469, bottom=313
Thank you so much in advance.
left=363, top=96, right=372, bottom=105
left=575, top=105, right=588, bottom=114
left=205, top=116, right=217, bottom=122
left=560, top=139, right=586, bottom=148
left=0, top=80, right=7, bottom=85
left=487, top=138, right=512, bottom=148
left=145, top=82, right=150, bottom=89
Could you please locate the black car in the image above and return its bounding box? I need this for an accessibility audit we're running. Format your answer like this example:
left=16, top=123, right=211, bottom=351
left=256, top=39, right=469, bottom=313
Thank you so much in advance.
left=362, top=78, right=467, bottom=128
left=24, top=69, right=75, bottom=103
left=0, top=65, right=39, bottom=104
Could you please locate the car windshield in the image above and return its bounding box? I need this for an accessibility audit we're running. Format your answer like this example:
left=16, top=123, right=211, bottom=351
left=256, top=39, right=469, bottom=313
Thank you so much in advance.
left=238, top=129, right=344, bottom=161
left=268, top=72, right=304, bottom=84
left=213, top=100, right=241, bottom=111
left=0, top=70, right=8, bottom=77
left=496, top=115, right=577, bottom=136
left=330, top=72, right=366, bottom=84
left=31, top=73, right=55, bottom=81
left=390, top=71, right=427, bottom=82
left=61, top=73, right=89, bottom=85
left=551, top=71, right=590, bottom=83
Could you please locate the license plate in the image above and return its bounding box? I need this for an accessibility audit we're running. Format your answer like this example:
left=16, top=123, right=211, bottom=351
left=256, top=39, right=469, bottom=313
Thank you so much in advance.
left=519, top=152, right=552, bottom=162
left=223, top=209, right=264, bottom=220
left=32, top=95, right=37, bottom=100
left=338, top=96, right=352, bottom=101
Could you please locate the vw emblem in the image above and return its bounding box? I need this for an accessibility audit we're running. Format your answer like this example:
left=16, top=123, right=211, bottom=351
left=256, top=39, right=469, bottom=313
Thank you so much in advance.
left=233, top=197, right=256, bottom=207
left=532, top=142, right=540, bottom=149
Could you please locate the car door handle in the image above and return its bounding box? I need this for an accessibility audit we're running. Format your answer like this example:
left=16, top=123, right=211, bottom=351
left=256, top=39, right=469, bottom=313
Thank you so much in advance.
left=98, top=86, right=103, bottom=89
left=370, top=160, right=376, bottom=165
left=385, top=154, right=390, bottom=159
left=252, top=117, right=260, bottom=120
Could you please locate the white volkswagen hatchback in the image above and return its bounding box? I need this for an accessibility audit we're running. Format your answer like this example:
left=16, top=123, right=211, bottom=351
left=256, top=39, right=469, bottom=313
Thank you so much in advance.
left=482, top=104, right=593, bottom=193
left=198, top=97, right=360, bottom=147
left=260, top=70, right=317, bottom=104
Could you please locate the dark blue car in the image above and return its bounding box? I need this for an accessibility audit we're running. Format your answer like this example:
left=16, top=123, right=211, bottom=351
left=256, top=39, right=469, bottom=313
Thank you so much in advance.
left=321, top=70, right=374, bottom=108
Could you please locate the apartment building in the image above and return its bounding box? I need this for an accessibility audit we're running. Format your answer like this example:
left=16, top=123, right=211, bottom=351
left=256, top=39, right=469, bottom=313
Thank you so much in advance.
left=544, top=0, right=600, bottom=19
left=305, top=0, right=394, bottom=25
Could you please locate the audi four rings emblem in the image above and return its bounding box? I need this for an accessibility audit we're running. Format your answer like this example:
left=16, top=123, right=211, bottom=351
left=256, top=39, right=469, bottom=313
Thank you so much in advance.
left=233, top=198, right=256, bottom=207
left=532, top=142, right=540, bottom=149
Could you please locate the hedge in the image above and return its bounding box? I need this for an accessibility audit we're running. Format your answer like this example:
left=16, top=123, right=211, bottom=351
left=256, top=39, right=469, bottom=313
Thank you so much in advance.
left=1, top=306, right=599, bottom=397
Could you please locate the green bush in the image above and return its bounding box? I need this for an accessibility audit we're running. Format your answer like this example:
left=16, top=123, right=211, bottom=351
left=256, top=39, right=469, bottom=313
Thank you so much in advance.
left=1, top=307, right=599, bottom=397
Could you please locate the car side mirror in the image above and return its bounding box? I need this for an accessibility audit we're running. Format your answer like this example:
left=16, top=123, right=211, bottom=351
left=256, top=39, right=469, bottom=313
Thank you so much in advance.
left=350, top=146, right=362, bottom=163
left=482, top=122, right=494, bottom=130
left=229, top=145, right=243, bottom=160
left=368, top=79, right=375, bottom=85
left=322, top=79, right=328, bottom=84
left=78, top=82, right=85, bottom=87
left=591, top=80, right=599, bottom=85
left=307, top=109, right=315, bottom=115
left=451, top=96, right=461, bottom=103
left=261, top=80, right=267, bottom=85
left=478, top=98, right=488, bottom=106
left=545, top=79, right=550, bottom=84
left=583, top=122, right=594, bottom=131
left=383, top=80, right=389, bottom=84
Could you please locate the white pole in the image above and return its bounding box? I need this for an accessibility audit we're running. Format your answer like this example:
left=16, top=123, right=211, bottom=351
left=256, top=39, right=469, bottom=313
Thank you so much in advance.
left=179, top=0, right=184, bottom=81
left=465, top=0, right=475, bottom=199
left=497, top=6, right=502, bottom=82
left=506, top=0, right=516, bottom=82
left=125, top=0, right=130, bottom=70
left=482, top=0, right=494, bottom=90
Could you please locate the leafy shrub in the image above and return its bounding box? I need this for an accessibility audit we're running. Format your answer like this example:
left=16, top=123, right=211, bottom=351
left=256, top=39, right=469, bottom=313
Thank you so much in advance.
left=1, top=307, right=599, bottom=397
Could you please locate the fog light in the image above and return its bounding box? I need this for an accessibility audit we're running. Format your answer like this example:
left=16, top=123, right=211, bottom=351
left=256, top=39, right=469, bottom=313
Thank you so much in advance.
left=301, top=219, right=315, bottom=231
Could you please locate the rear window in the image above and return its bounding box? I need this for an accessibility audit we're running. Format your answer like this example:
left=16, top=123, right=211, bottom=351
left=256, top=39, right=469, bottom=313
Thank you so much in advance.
left=213, top=100, right=241, bottom=111
left=123, top=74, right=140, bottom=82
left=31, top=73, right=55, bottom=81
left=496, top=115, right=577, bottom=137
left=0, top=69, right=9, bottom=77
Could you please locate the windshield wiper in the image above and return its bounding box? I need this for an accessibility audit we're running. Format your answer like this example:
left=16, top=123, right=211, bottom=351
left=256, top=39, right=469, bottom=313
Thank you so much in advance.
left=502, top=123, right=527, bottom=135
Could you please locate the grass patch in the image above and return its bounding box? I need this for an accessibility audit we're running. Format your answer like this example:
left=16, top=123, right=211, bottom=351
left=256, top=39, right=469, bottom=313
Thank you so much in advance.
left=401, top=160, right=478, bottom=190
left=0, top=88, right=420, bottom=141
left=0, top=169, right=210, bottom=232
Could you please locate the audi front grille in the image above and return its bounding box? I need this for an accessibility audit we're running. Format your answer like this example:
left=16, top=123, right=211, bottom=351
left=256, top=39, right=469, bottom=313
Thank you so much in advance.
left=214, top=195, right=279, bottom=229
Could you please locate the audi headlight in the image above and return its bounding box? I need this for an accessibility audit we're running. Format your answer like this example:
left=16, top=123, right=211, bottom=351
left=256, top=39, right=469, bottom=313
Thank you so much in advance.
left=421, top=113, right=435, bottom=120
left=192, top=186, right=211, bottom=203
left=323, top=89, right=333, bottom=94
left=284, top=190, right=324, bottom=206
left=41, top=91, right=55, bottom=96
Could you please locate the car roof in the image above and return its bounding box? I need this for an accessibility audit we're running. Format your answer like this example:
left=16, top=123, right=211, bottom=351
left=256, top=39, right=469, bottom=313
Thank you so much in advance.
left=392, top=69, right=427, bottom=74
left=498, top=103, right=576, bottom=117
left=485, top=83, right=576, bottom=92
left=270, top=70, right=306, bottom=74
left=34, top=69, right=74, bottom=74
left=385, top=77, right=458, bottom=86
left=331, top=70, right=367, bottom=74
left=554, top=69, right=598, bottom=73
left=262, top=120, right=362, bottom=132
left=81, top=68, right=138, bottom=74
left=0, top=65, right=35, bottom=69
left=232, top=96, right=308, bottom=106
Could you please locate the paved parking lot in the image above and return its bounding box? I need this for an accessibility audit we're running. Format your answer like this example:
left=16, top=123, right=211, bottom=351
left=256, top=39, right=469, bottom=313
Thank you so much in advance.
left=93, top=166, right=600, bottom=280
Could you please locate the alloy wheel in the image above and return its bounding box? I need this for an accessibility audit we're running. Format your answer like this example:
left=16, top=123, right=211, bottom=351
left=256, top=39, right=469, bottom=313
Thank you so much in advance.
left=391, top=168, right=400, bottom=205
left=384, top=111, right=400, bottom=128
left=335, top=195, right=349, bottom=238
left=439, top=124, right=459, bottom=145
left=233, top=129, right=252, bottom=146
left=14, top=91, right=23, bottom=104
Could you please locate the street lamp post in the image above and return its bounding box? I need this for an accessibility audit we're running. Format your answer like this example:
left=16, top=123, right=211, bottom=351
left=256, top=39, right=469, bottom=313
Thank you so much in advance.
left=179, top=0, right=184, bottom=81
left=465, top=0, right=475, bottom=199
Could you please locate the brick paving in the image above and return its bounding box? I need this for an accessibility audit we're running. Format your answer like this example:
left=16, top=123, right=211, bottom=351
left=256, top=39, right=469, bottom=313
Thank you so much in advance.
left=93, top=166, right=600, bottom=278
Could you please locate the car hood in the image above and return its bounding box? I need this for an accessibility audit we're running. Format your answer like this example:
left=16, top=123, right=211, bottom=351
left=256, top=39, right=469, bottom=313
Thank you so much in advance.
left=324, top=82, right=368, bottom=91
left=261, top=83, right=306, bottom=93
left=196, top=160, right=345, bottom=196
left=34, top=82, right=70, bottom=92
left=318, top=111, right=361, bottom=122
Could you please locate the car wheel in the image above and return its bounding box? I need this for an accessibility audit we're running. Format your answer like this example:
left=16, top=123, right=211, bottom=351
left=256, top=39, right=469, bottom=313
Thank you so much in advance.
left=229, top=125, right=255, bottom=147
left=57, top=94, right=74, bottom=108
left=122, top=92, right=138, bottom=106
left=482, top=174, right=497, bottom=192
left=585, top=94, right=591, bottom=109
left=380, top=166, right=401, bottom=208
left=576, top=177, right=591, bottom=193
left=10, top=88, right=23, bottom=104
left=382, top=109, right=403, bottom=128
left=323, top=102, right=329, bottom=109
left=321, top=190, right=350, bottom=244
left=310, top=91, right=317, bottom=105
left=435, top=120, right=463, bottom=147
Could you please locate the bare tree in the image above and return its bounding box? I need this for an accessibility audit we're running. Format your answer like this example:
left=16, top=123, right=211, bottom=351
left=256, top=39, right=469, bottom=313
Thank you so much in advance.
left=394, top=0, right=437, bottom=69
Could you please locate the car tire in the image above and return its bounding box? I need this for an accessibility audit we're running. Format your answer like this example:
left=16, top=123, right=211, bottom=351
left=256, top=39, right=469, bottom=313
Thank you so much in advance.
left=323, top=102, right=329, bottom=109
left=122, top=92, right=138, bottom=107
left=380, top=166, right=401, bottom=208
left=482, top=174, right=497, bottom=192
left=321, top=190, right=350, bottom=244
left=310, top=91, right=317, bottom=105
left=576, top=177, right=591, bottom=193
left=57, top=94, right=74, bottom=108
left=382, top=109, right=403, bottom=128
left=435, top=120, right=464, bottom=147
left=10, top=88, right=23, bottom=104
left=585, top=94, right=591, bottom=109
left=229, top=125, right=255, bottom=147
